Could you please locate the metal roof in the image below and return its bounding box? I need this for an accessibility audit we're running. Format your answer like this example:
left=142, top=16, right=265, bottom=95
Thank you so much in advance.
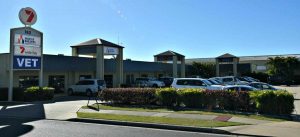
left=154, top=50, right=185, bottom=57
left=70, top=38, right=124, bottom=48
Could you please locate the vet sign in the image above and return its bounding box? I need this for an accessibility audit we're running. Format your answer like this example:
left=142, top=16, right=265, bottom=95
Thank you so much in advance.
left=104, top=46, right=119, bottom=55
left=13, top=56, right=41, bottom=69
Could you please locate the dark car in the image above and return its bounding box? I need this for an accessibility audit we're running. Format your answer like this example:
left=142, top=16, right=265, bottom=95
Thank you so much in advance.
left=158, top=77, right=174, bottom=87
left=249, top=82, right=277, bottom=90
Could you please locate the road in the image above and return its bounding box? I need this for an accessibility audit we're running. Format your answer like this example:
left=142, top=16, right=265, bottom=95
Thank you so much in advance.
left=0, top=117, right=229, bottom=137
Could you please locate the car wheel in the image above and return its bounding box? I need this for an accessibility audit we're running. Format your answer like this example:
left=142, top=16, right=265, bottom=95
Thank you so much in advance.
left=68, top=89, right=73, bottom=96
left=86, top=89, right=93, bottom=97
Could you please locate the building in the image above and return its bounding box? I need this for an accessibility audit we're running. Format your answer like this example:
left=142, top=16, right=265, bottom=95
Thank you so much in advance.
left=186, top=53, right=300, bottom=77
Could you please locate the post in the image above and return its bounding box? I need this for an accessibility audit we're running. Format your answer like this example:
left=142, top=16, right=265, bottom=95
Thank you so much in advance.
left=116, top=48, right=123, bottom=87
left=72, top=47, right=78, bottom=56
left=173, top=56, right=178, bottom=78
left=8, top=29, right=14, bottom=101
left=233, top=58, right=238, bottom=76
left=96, top=46, right=104, bottom=80
left=216, top=59, right=220, bottom=77
left=181, top=56, right=185, bottom=78
left=39, top=33, right=43, bottom=87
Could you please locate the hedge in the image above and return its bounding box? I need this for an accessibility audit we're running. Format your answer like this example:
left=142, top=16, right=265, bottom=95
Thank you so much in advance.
left=0, top=87, right=54, bottom=102
left=99, top=88, right=157, bottom=105
left=156, top=88, right=178, bottom=106
left=250, top=90, right=294, bottom=115
left=99, top=88, right=295, bottom=115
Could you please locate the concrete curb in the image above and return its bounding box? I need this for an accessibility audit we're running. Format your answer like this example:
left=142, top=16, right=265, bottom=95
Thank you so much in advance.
left=67, top=118, right=230, bottom=134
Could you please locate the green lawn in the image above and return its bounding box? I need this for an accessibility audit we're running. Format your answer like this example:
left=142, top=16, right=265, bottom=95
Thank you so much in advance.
left=77, top=112, right=244, bottom=127
left=82, top=104, right=288, bottom=122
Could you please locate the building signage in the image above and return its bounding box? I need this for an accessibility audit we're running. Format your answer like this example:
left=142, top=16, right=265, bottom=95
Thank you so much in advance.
left=13, top=56, right=41, bottom=69
left=14, top=34, right=41, bottom=46
left=14, top=45, right=41, bottom=56
left=19, top=7, right=37, bottom=26
left=104, top=46, right=119, bottom=55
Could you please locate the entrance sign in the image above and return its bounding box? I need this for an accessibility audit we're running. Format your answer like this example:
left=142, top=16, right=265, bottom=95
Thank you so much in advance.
left=19, top=7, right=37, bottom=26
left=104, top=46, right=119, bottom=55
left=9, top=7, right=43, bottom=101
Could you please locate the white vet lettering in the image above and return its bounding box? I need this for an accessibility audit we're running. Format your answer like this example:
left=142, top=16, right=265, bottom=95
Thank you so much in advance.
left=17, top=58, right=38, bottom=67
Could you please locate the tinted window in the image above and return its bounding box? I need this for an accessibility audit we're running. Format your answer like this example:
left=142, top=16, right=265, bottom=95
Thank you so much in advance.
left=176, top=80, right=188, bottom=85
left=190, top=80, right=205, bottom=86
left=223, top=78, right=233, bottom=82
left=241, top=87, right=253, bottom=91
left=250, top=83, right=261, bottom=89
left=262, top=84, right=272, bottom=89
left=80, top=80, right=94, bottom=85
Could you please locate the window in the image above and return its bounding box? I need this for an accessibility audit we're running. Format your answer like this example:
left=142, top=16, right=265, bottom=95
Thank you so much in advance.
left=192, top=80, right=205, bottom=86
left=262, top=84, right=271, bottom=89
left=250, top=83, right=261, bottom=89
left=176, top=80, right=188, bottom=85
left=79, top=75, right=91, bottom=80
left=223, top=78, right=233, bottom=82
left=83, top=80, right=94, bottom=85
left=48, top=75, right=65, bottom=93
left=19, top=76, right=38, bottom=88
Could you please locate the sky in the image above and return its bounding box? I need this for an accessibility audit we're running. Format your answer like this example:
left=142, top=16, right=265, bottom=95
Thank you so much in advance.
left=0, top=0, right=300, bottom=61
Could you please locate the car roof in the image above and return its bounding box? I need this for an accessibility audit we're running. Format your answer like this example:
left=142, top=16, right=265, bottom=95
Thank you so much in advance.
left=223, top=85, right=254, bottom=88
left=174, top=78, right=206, bottom=80
left=250, top=82, right=267, bottom=84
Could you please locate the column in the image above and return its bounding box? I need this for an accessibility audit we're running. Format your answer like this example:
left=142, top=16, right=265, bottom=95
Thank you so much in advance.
left=96, top=46, right=104, bottom=80
left=233, top=58, right=238, bottom=76
left=72, top=48, right=78, bottom=56
left=116, top=48, right=123, bottom=87
left=173, top=56, right=178, bottom=78
left=216, top=59, right=220, bottom=77
left=181, top=56, right=185, bottom=78
left=154, top=56, right=158, bottom=62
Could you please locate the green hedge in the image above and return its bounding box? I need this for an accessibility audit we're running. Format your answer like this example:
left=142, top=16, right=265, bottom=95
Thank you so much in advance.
left=24, top=86, right=54, bottom=101
left=99, top=88, right=157, bottom=105
left=250, top=90, right=294, bottom=115
left=156, top=88, right=178, bottom=106
left=99, top=88, right=295, bottom=115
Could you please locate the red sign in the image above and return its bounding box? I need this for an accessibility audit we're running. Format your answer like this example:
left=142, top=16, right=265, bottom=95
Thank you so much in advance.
left=19, top=7, right=37, bottom=26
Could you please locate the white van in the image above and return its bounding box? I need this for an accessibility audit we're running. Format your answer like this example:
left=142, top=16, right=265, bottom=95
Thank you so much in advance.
left=171, top=78, right=223, bottom=90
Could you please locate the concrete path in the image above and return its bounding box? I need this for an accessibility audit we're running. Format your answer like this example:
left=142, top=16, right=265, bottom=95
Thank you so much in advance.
left=78, top=108, right=272, bottom=125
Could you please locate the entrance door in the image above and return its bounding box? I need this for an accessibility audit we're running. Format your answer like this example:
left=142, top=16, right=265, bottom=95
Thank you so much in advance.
left=104, top=75, right=113, bottom=88
left=48, top=75, right=65, bottom=93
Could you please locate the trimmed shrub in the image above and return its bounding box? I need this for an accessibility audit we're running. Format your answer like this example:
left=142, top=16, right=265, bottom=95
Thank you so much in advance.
left=250, top=90, right=294, bottom=115
left=100, top=88, right=157, bottom=105
left=156, top=88, right=178, bottom=106
left=178, top=88, right=204, bottom=108
left=24, top=86, right=54, bottom=101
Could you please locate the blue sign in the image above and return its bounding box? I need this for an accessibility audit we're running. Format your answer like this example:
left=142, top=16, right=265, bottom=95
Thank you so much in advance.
left=13, top=56, right=41, bottom=69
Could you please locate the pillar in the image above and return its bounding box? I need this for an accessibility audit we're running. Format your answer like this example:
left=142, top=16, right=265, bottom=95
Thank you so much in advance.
left=216, top=59, right=220, bottom=77
left=233, top=58, right=238, bottom=76
left=72, top=48, right=78, bottom=56
left=181, top=56, right=185, bottom=78
left=154, top=56, right=158, bottom=62
left=116, top=48, right=124, bottom=87
left=96, top=46, right=104, bottom=80
left=173, top=56, right=178, bottom=78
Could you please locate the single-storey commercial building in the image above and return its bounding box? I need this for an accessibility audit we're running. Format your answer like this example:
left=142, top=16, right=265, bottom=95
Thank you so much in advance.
left=0, top=38, right=187, bottom=93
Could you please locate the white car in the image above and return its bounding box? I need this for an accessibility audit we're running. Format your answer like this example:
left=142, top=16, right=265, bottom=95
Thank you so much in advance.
left=135, top=78, right=165, bottom=87
left=68, top=79, right=106, bottom=96
left=215, top=76, right=249, bottom=85
left=171, top=78, right=223, bottom=90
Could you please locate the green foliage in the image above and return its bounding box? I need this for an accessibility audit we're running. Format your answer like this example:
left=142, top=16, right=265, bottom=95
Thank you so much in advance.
left=190, top=62, right=216, bottom=78
left=250, top=90, right=294, bottom=115
left=100, top=88, right=157, bottom=105
left=156, top=88, right=178, bottom=106
left=178, top=88, right=204, bottom=108
left=24, top=86, right=54, bottom=101
left=267, top=56, right=300, bottom=82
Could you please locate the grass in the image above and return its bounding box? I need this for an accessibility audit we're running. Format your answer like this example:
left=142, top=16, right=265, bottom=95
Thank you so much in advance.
left=82, top=103, right=288, bottom=122
left=77, top=112, right=244, bottom=127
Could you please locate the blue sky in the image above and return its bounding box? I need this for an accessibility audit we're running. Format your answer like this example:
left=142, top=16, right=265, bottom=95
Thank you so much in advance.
left=0, top=0, right=300, bottom=61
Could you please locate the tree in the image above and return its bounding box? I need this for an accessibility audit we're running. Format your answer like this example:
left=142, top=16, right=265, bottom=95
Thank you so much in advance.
left=267, top=56, right=300, bottom=84
left=190, top=62, right=216, bottom=78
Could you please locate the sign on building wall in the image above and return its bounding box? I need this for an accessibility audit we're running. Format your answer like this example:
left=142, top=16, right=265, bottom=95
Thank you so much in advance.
left=104, top=46, right=119, bottom=55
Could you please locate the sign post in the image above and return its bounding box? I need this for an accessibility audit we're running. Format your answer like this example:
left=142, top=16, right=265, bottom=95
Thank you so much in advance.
left=8, top=7, right=42, bottom=101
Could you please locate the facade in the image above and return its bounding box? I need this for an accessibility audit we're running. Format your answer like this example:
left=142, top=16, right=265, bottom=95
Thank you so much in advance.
left=186, top=53, right=300, bottom=76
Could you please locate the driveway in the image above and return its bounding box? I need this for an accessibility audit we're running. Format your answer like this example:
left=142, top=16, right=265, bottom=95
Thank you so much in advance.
left=0, top=95, right=99, bottom=120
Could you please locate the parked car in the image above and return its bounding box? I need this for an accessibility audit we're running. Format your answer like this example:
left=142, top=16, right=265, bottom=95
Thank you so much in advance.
left=171, top=78, right=223, bottom=90
left=248, top=82, right=277, bottom=90
left=135, top=77, right=165, bottom=88
left=158, top=77, right=174, bottom=87
left=222, top=85, right=257, bottom=92
left=208, top=78, right=222, bottom=85
left=215, top=76, right=249, bottom=85
left=242, top=76, right=260, bottom=82
left=68, top=79, right=106, bottom=96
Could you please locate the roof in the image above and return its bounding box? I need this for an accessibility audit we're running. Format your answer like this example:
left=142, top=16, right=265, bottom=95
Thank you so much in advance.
left=70, top=38, right=124, bottom=48
left=216, top=53, right=237, bottom=58
left=154, top=50, right=185, bottom=57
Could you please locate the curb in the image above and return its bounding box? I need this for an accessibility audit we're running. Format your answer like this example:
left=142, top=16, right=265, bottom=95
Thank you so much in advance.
left=67, top=118, right=230, bottom=135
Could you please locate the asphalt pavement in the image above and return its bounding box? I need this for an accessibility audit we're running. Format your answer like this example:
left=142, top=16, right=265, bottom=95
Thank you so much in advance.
left=0, top=117, right=230, bottom=137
